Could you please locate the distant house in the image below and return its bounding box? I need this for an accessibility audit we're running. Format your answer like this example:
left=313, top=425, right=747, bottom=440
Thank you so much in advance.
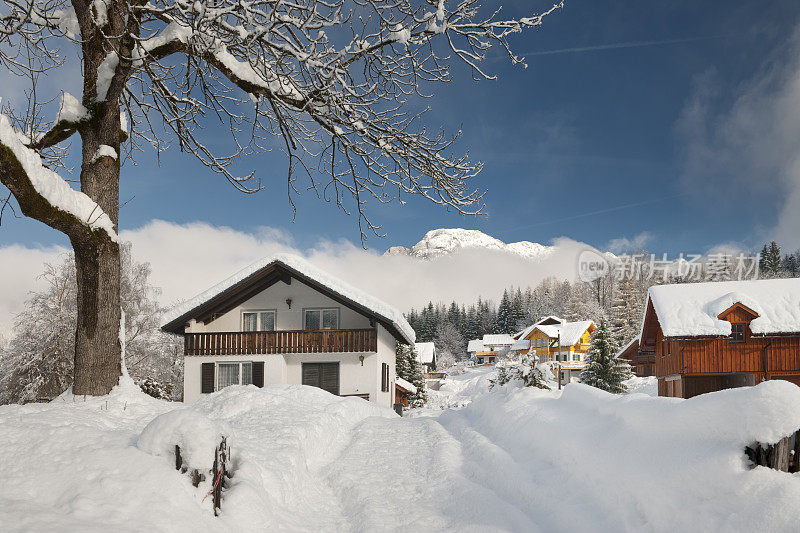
left=617, top=338, right=653, bottom=377
left=394, top=377, right=417, bottom=407
left=512, top=317, right=595, bottom=384
left=469, top=333, right=515, bottom=364
left=161, top=254, right=415, bottom=407
left=415, top=342, right=437, bottom=373
left=638, top=279, right=800, bottom=398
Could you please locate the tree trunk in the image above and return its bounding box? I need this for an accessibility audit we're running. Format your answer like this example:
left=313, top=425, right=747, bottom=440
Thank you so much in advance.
left=71, top=97, right=123, bottom=395
left=72, top=235, right=122, bottom=395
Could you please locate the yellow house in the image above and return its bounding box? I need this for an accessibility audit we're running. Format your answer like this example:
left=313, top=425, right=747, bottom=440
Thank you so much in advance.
left=512, top=317, right=595, bottom=365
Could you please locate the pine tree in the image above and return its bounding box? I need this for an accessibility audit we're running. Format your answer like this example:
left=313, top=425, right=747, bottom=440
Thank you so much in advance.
left=496, top=289, right=512, bottom=333
left=782, top=253, right=799, bottom=277
left=580, top=319, right=632, bottom=394
left=396, top=343, right=426, bottom=406
left=760, top=241, right=782, bottom=277
left=609, top=279, right=642, bottom=347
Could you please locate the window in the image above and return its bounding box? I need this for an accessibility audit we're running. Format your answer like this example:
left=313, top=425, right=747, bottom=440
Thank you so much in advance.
left=304, top=308, right=339, bottom=330
left=730, top=323, right=745, bottom=342
left=573, top=353, right=580, bottom=361
left=381, top=362, right=389, bottom=392
left=242, top=310, right=276, bottom=331
left=216, top=362, right=253, bottom=390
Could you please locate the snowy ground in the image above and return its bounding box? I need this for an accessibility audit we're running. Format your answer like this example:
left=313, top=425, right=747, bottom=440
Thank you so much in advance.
left=2, top=372, right=800, bottom=532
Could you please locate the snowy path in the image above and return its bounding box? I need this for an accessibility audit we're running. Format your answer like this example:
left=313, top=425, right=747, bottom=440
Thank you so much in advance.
left=3, top=372, right=800, bottom=532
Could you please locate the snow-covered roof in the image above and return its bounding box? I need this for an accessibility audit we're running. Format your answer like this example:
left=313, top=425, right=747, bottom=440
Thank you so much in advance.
left=644, top=279, right=800, bottom=338
left=415, top=342, right=436, bottom=365
left=161, top=253, right=415, bottom=344
left=467, top=339, right=485, bottom=352
left=535, top=315, right=564, bottom=325
left=510, top=339, right=531, bottom=351
left=395, top=377, right=417, bottom=394
left=482, top=334, right=515, bottom=346
left=535, top=320, right=595, bottom=346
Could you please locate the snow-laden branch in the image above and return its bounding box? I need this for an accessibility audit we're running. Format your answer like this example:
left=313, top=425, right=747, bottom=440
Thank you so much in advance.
left=0, top=103, right=117, bottom=240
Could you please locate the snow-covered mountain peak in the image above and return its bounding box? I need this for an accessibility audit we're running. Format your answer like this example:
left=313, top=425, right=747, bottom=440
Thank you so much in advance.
left=385, top=228, right=553, bottom=261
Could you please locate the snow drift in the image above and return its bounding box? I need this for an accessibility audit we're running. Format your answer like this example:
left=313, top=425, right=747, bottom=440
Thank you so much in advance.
left=2, top=377, right=800, bottom=531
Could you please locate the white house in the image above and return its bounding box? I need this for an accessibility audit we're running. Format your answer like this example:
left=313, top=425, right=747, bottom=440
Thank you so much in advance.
left=415, top=342, right=437, bottom=373
left=468, top=333, right=515, bottom=364
left=161, top=254, right=415, bottom=407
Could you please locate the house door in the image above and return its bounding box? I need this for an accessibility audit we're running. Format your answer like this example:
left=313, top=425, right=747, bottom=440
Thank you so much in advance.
left=302, top=362, right=340, bottom=395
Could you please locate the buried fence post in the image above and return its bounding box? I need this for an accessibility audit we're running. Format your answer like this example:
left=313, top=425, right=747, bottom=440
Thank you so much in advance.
left=746, top=429, right=800, bottom=472
left=211, top=437, right=230, bottom=516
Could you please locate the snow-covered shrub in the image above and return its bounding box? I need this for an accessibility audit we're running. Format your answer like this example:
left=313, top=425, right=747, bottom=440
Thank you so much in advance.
left=489, top=358, right=550, bottom=390
left=138, top=378, right=174, bottom=400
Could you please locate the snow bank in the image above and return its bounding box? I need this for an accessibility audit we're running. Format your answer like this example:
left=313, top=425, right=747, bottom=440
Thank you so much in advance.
left=138, top=409, right=228, bottom=471
left=0, top=102, right=117, bottom=240
left=5, top=377, right=800, bottom=531
left=646, top=279, right=800, bottom=337
left=436, top=380, right=800, bottom=531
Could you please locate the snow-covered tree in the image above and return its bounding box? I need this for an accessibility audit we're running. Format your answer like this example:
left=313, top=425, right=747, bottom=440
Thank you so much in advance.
left=0, top=244, right=182, bottom=404
left=609, top=278, right=642, bottom=347
left=580, top=319, right=631, bottom=394
left=0, top=0, right=563, bottom=396
left=396, top=342, right=426, bottom=405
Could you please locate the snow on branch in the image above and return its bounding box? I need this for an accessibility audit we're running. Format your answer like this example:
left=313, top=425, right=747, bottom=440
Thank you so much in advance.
left=0, top=105, right=117, bottom=240
left=120, top=0, right=562, bottom=240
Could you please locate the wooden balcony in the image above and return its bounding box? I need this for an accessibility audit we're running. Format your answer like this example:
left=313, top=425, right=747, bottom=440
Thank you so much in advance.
left=184, top=329, right=378, bottom=356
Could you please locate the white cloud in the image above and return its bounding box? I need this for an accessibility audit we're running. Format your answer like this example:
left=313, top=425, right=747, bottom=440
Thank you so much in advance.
left=0, top=220, right=602, bottom=337
left=0, top=243, right=69, bottom=338
left=676, top=24, right=800, bottom=249
left=605, top=231, right=653, bottom=254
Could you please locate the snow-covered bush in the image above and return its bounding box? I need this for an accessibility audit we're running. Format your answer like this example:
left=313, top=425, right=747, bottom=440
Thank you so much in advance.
left=396, top=343, right=427, bottom=406
left=138, top=378, right=174, bottom=401
left=137, top=409, right=228, bottom=472
left=489, top=358, right=550, bottom=390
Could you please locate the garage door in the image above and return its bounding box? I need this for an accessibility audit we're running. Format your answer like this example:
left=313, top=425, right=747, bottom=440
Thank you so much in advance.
left=302, top=363, right=340, bottom=395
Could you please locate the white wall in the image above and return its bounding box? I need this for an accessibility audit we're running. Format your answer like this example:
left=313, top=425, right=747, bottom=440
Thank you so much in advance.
left=182, top=324, right=399, bottom=407
left=185, top=278, right=372, bottom=333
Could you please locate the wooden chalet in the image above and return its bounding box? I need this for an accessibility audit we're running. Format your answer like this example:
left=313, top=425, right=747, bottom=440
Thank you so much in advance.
left=637, top=279, right=800, bottom=398
left=617, top=338, right=654, bottom=377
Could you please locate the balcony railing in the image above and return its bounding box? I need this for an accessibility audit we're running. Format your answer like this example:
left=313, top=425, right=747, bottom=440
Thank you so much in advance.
left=184, top=329, right=378, bottom=356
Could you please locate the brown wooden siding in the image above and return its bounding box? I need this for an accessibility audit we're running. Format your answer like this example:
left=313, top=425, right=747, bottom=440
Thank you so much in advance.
left=655, top=334, right=800, bottom=377
left=185, top=329, right=377, bottom=356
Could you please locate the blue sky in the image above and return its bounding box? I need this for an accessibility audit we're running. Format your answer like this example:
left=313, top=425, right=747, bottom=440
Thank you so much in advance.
left=3, top=0, right=800, bottom=255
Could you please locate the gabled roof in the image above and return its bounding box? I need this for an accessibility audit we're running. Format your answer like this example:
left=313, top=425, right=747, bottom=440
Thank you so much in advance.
left=535, top=315, right=564, bottom=326
left=415, top=342, right=436, bottom=365
left=642, top=279, right=800, bottom=338
left=482, top=334, right=515, bottom=346
left=616, top=337, right=639, bottom=359
left=160, top=253, right=415, bottom=344
left=467, top=339, right=485, bottom=352
left=535, top=320, right=595, bottom=346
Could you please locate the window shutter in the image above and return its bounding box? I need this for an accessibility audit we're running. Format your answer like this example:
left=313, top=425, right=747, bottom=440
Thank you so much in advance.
left=252, top=361, right=265, bottom=387
left=201, top=363, right=215, bottom=393
left=321, top=363, right=340, bottom=395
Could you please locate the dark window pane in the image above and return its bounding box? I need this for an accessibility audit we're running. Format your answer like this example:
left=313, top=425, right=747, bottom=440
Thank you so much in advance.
left=260, top=311, right=275, bottom=331
left=305, top=310, right=321, bottom=330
